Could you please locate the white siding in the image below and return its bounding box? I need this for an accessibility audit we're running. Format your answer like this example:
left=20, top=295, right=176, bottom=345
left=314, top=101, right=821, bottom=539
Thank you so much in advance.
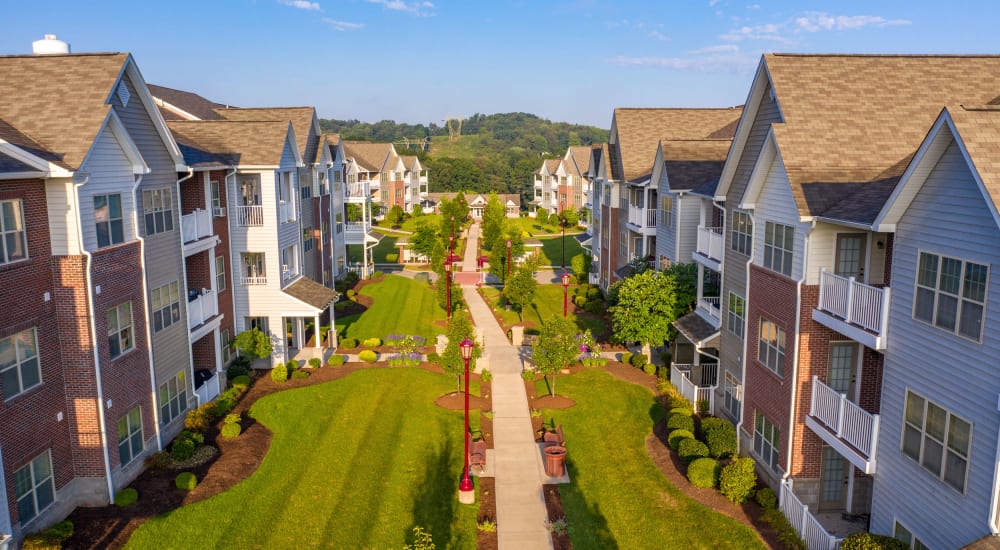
left=79, top=126, right=137, bottom=252
left=870, top=141, right=1000, bottom=548
left=752, top=153, right=807, bottom=282
left=676, top=194, right=701, bottom=264
left=45, top=178, right=82, bottom=256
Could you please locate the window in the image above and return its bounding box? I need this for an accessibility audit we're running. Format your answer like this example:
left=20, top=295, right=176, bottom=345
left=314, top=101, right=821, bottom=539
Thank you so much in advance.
left=347, top=173, right=356, bottom=184
left=241, top=253, right=266, bottom=284
left=94, top=194, right=124, bottom=248
left=107, top=302, right=134, bottom=359
left=754, top=412, right=780, bottom=471
left=894, top=521, right=930, bottom=550
left=318, top=173, right=327, bottom=196
left=1, top=328, right=41, bottom=399
left=660, top=196, right=673, bottom=227
left=380, top=190, right=388, bottom=203
left=282, top=245, right=298, bottom=280
left=731, top=210, right=752, bottom=255
left=117, top=407, right=143, bottom=466
left=322, top=222, right=329, bottom=246
left=221, top=329, right=232, bottom=364
left=914, top=252, right=988, bottom=341
left=303, top=226, right=314, bottom=252
left=301, top=179, right=312, bottom=200
left=216, top=255, right=226, bottom=292
left=0, top=199, right=28, bottom=264
left=727, top=293, right=745, bottom=339
left=333, top=170, right=342, bottom=183
left=210, top=180, right=224, bottom=216
left=763, top=221, right=794, bottom=276
left=246, top=316, right=267, bottom=333
left=150, top=282, right=180, bottom=333
left=158, top=371, right=187, bottom=426
left=142, top=189, right=174, bottom=236
left=335, top=213, right=343, bottom=234
left=618, top=232, right=627, bottom=259
left=902, top=390, right=971, bottom=493
left=14, top=450, right=54, bottom=524
left=724, top=372, right=741, bottom=419
left=757, top=318, right=785, bottom=376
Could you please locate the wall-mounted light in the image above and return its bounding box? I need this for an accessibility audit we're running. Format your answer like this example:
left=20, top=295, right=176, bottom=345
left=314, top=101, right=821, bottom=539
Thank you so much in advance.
left=876, top=240, right=885, bottom=250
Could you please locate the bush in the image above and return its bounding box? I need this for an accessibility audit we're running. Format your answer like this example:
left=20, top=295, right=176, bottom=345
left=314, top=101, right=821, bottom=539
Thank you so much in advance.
left=841, top=533, right=910, bottom=550
left=363, top=337, right=382, bottom=348
left=620, top=351, right=633, bottom=365
left=213, top=387, right=241, bottom=416
left=221, top=422, right=242, bottom=439
left=720, top=457, right=757, bottom=504
left=170, top=429, right=206, bottom=462
left=226, top=358, right=251, bottom=380
left=668, top=429, right=695, bottom=451
left=340, top=338, right=359, bottom=349
left=327, top=354, right=345, bottom=366
left=287, top=359, right=301, bottom=371
left=642, top=363, right=657, bottom=375
left=175, top=472, right=198, bottom=490
left=230, top=374, right=251, bottom=390
left=666, top=413, right=695, bottom=433
left=755, top=487, right=778, bottom=510
left=687, top=457, right=720, bottom=488
left=270, top=364, right=289, bottom=383
left=702, top=420, right=738, bottom=458
left=521, top=369, right=536, bottom=381
left=184, top=403, right=215, bottom=433
left=346, top=289, right=357, bottom=300
left=427, top=352, right=441, bottom=365
left=699, top=416, right=730, bottom=433
left=308, top=357, right=322, bottom=369
left=224, top=413, right=241, bottom=425
left=359, top=350, right=377, bottom=363
left=678, top=438, right=710, bottom=465
left=630, top=354, right=648, bottom=369
left=115, top=487, right=138, bottom=507
left=669, top=407, right=693, bottom=417
left=145, top=451, right=171, bottom=470
left=22, top=520, right=73, bottom=550
left=480, top=369, right=493, bottom=383
left=291, top=370, right=310, bottom=379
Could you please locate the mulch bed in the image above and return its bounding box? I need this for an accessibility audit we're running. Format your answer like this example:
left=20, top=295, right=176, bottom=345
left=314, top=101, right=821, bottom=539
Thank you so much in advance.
left=543, top=485, right=571, bottom=550
left=477, top=477, right=498, bottom=550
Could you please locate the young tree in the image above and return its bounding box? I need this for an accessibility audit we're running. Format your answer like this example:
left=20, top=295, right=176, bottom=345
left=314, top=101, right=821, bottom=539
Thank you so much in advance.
left=233, top=328, right=273, bottom=363
left=536, top=208, right=550, bottom=225
left=503, top=263, right=538, bottom=320
left=386, top=205, right=405, bottom=227
left=664, top=263, right=699, bottom=335
left=558, top=209, right=578, bottom=227
left=570, top=253, right=592, bottom=285
left=481, top=192, right=506, bottom=251
left=532, top=316, right=577, bottom=396
left=441, top=314, right=481, bottom=391
left=454, top=191, right=469, bottom=220
left=487, top=226, right=525, bottom=282
left=410, top=221, right=439, bottom=262
left=609, top=269, right=682, bottom=361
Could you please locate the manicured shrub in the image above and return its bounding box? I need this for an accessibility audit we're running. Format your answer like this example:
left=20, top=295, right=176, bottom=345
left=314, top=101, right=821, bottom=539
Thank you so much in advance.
left=224, top=413, right=241, bottom=425
left=230, top=374, right=251, bottom=390
left=642, top=363, right=657, bottom=375
left=427, top=352, right=441, bottom=365
left=677, top=438, right=710, bottom=465
left=175, top=472, right=197, bottom=490
left=308, top=357, right=322, bottom=369
left=362, top=337, right=382, bottom=348
left=287, top=359, right=301, bottom=371
left=184, top=403, right=215, bottom=433
left=221, top=422, right=242, bottom=439
left=291, top=370, right=310, bottom=379
left=620, top=351, right=633, bottom=365
left=145, top=451, right=171, bottom=470
left=480, top=369, right=493, bottom=383
left=703, top=420, right=738, bottom=458
left=170, top=430, right=204, bottom=462
left=669, top=407, right=693, bottom=417
left=359, top=350, right=377, bottom=363
left=115, top=487, right=138, bottom=507
left=668, top=429, right=695, bottom=451
left=340, top=338, right=359, bottom=349
left=755, top=487, right=778, bottom=510
left=630, top=354, right=648, bottom=369
left=270, top=364, right=289, bottom=383
left=686, top=457, right=720, bottom=488
left=574, top=295, right=586, bottom=308
left=666, top=413, right=696, bottom=434
left=213, top=387, right=241, bottom=416
left=327, top=354, right=345, bottom=366
left=841, top=533, right=909, bottom=550
left=521, top=370, right=536, bottom=381
left=226, top=359, right=251, bottom=380
left=346, top=289, right=357, bottom=301
left=699, top=416, right=730, bottom=434
left=22, top=520, right=73, bottom=550
left=720, top=456, right=757, bottom=504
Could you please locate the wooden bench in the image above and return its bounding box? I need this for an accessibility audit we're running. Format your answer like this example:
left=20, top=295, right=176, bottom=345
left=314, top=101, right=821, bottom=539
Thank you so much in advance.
left=469, top=437, right=487, bottom=473
left=543, top=424, right=565, bottom=448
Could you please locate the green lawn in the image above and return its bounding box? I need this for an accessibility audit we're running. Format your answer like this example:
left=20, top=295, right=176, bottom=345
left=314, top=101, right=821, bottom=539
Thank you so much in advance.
left=399, top=213, right=442, bottom=233
left=480, top=285, right=605, bottom=336
left=543, top=369, right=766, bottom=550
left=536, top=235, right=586, bottom=268
left=127, top=369, right=478, bottom=549
left=348, top=230, right=399, bottom=264
left=336, top=274, right=446, bottom=340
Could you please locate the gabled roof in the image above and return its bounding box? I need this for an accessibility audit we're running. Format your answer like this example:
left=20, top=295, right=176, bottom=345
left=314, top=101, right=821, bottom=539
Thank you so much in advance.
left=342, top=142, right=394, bottom=172
left=283, top=277, right=338, bottom=311
left=724, top=54, right=1000, bottom=223
left=611, top=107, right=742, bottom=184
left=567, top=145, right=595, bottom=174
left=662, top=140, right=733, bottom=191
left=148, top=84, right=227, bottom=121
left=166, top=120, right=293, bottom=167
left=215, top=106, right=318, bottom=165
left=401, top=155, right=419, bottom=170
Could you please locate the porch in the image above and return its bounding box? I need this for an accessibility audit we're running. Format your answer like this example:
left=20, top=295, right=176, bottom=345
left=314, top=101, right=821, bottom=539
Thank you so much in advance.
left=805, top=375, right=879, bottom=473
left=813, top=269, right=889, bottom=350
left=670, top=363, right=718, bottom=411
left=693, top=225, right=724, bottom=268
left=780, top=478, right=867, bottom=550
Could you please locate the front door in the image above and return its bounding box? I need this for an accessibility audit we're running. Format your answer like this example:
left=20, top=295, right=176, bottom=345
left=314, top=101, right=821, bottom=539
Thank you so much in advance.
left=835, top=234, right=866, bottom=282
left=828, top=342, right=859, bottom=397
left=819, top=446, right=850, bottom=511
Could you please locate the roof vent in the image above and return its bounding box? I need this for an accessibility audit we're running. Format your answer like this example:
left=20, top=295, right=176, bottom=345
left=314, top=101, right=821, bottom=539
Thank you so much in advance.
left=32, top=34, right=70, bottom=55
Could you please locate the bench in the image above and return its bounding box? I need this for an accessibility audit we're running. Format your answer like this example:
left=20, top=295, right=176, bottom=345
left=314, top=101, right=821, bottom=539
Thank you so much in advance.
left=543, top=424, right=565, bottom=448
left=469, top=437, right=487, bottom=473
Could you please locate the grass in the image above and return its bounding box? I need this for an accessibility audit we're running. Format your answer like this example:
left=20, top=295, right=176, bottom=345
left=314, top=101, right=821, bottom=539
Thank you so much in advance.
left=336, top=275, right=446, bottom=339
left=348, top=229, right=399, bottom=264
left=507, top=216, right=581, bottom=236
left=399, top=213, right=443, bottom=233
left=480, top=285, right=605, bottom=336
left=536, top=235, right=586, bottom=268
left=127, top=369, right=478, bottom=549
left=543, top=369, right=766, bottom=550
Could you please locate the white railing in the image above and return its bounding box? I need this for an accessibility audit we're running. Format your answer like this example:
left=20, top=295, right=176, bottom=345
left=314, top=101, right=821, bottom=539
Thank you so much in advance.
left=344, top=221, right=370, bottom=234
left=195, top=372, right=221, bottom=404
left=187, top=290, right=218, bottom=329
left=241, top=275, right=267, bottom=285
left=696, top=226, right=724, bottom=262
left=345, top=182, right=369, bottom=199
left=818, top=270, right=889, bottom=335
left=344, top=262, right=374, bottom=279
left=671, top=363, right=716, bottom=411
left=236, top=205, right=264, bottom=226
left=279, top=200, right=294, bottom=224
left=698, top=296, right=721, bottom=321
left=780, top=479, right=843, bottom=550
left=628, top=207, right=651, bottom=228
left=646, top=208, right=657, bottom=227
left=181, top=209, right=213, bottom=243
left=809, top=376, right=879, bottom=459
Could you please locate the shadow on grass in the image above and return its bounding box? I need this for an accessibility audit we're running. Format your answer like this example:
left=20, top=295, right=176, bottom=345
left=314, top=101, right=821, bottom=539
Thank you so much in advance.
left=407, top=436, right=459, bottom=549
left=559, top=455, right=619, bottom=550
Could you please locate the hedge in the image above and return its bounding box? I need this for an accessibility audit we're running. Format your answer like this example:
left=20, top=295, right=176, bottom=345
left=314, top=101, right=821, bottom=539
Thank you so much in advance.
left=755, top=487, right=777, bottom=510
left=720, top=457, right=757, bottom=504
left=687, top=457, right=720, bottom=488
left=175, top=472, right=197, bottom=490
left=669, top=407, right=693, bottom=417
left=701, top=418, right=738, bottom=458
left=677, top=438, right=710, bottom=465
left=327, top=354, right=346, bottom=366
left=668, top=429, right=695, bottom=451
left=666, top=413, right=695, bottom=434
left=840, top=533, right=910, bottom=550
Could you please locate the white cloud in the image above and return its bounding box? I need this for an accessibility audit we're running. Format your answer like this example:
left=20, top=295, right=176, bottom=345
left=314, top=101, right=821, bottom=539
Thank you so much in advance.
left=687, top=44, right=740, bottom=54
left=649, top=31, right=671, bottom=42
left=720, top=22, right=791, bottom=43
left=322, top=18, right=364, bottom=31
left=279, top=0, right=321, bottom=10
left=747, top=3, right=760, bottom=9
left=367, top=0, right=435, bottom=15
left=709, top=0, right=720, bottom=6
left=794, top=12, right=911, bottom=32
left=608, top=51, right=757, bottom=73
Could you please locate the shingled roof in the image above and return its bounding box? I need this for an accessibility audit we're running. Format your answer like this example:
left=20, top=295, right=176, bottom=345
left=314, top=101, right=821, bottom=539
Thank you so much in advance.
left=662, top=140, right=733, bottom=191
left=758, top=54, right=1000, bottom=223
left=283, top=277, right=338, bottom=310
left=215, top=107, right=318, bottom=166
left=611, top=107, right=742, bottom=184
left=343, top=142, right=394, bottom=172
left=946, top=105, right=1000, bottom=218
left=166, top=120, right=291, bottom=167
left=148, top=84, right=227, bottom=121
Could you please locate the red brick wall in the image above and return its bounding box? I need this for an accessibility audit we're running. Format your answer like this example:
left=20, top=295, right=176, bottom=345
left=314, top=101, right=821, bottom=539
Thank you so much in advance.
left=208, top=171, right=234, bottom=346
left=883, top=233, right=894, bottom=285
left=859, top=348, right=883, bottom=413
left=185, top=250, right=211, bottom=292
left=179, top=175, right=205, bottom=215
left=793, top=284, right=831, bottom=477
left=191, top=333, right=215, bottom=371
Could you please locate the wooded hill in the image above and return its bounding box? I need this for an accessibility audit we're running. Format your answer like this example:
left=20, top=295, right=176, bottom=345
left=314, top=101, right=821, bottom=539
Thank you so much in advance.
left=319, top=113, right=608, bottom=200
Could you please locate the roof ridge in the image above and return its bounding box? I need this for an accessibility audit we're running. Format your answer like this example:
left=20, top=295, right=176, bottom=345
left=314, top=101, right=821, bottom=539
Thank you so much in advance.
left=769, top=52, right=1000, bottom=59
left=0, top=52, right=125, bottom=59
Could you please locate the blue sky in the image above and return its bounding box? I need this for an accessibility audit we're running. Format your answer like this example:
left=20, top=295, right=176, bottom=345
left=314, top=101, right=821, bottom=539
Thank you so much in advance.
left=3, top=1, right=998, bottom=128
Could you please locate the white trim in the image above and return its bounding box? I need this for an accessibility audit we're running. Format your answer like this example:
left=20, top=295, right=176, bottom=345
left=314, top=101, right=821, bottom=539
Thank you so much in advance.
left=0, top=140, right=71, bottom=176
left=737, top=128, right=778, bottom=211
left=716, top=56, right=773, bottom=201
left=900, top=387, right=973, bottom=496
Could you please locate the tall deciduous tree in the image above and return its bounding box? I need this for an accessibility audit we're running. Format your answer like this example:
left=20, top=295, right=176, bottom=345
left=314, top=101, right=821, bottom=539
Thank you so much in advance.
left=441, top=314, right=481, bottom=391
left=410, top=221, right=439, bottom=262
left=533, top=316, right=577, bottom=396
left=487, top=226, right=525, bottom=282
left=503, top=261, right=538, bottom=321
left=481, top=192, right=506, bottom=251
left=609, top=269, right=682, bottom=360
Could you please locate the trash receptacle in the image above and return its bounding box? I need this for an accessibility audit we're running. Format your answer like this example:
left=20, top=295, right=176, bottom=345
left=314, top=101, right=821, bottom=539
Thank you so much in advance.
left=544, top=445, right=567, bottom=477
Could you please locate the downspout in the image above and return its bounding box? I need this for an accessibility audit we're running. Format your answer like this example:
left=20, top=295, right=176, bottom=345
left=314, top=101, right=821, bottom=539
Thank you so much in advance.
left=990, top=425, right=1000, bottom=534
left=224, top=167, right=238, bottom=329
left=71, top=175, right=116, bottom=505
left=738, top=236, right=752, bottom=455
left=783, top=219, right=816, bottom=481
left=174, top=169, right=196, bottom=420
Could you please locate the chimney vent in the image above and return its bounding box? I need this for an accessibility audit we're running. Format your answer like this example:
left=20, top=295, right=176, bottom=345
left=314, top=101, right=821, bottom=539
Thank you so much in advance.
left=32, top=34, right=70, bottom=55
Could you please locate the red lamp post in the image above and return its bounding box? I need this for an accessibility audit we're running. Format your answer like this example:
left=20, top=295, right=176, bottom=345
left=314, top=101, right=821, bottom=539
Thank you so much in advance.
left=444, top=260, right=452, bottom=319
left=561, top=217, right=567, bottom=270
left=505, top=239, right=512, bottom=282
left=458, top=338, right=475, bottom=503
left=562, top=271, right=571, bottom=317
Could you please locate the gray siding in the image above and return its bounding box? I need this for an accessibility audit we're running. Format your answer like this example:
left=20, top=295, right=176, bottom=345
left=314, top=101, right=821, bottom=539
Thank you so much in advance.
left=676, top=194, right=700, bottom=264
left=870, top=142, right=1000, bottom=547
left=655, top=190, right=677, bottom=265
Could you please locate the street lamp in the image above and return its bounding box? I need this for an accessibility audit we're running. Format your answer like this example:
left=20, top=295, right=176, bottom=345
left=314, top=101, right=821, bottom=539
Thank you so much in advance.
left=444, top=260, right=452, bottom=319
left=505, top=239, right=512, bottom=282
left=562, top=271, right=571, bottom=317
left=458, top=338, right=475, bottom=504
left=561, top=217, right=567, bottom=270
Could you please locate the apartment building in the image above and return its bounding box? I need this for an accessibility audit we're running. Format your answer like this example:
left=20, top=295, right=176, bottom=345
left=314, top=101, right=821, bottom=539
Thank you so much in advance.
left=531, top=146, right=599, bottom=221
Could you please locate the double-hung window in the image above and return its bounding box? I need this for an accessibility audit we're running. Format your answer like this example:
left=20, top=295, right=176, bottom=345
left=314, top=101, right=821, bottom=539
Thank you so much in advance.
left=216, top=255, right=226, bottom=292
left=731, top=210, right=752, bottom=255
left=763, top=221, right=794, bottom=276
left=107, top=302, right=134, bottom=359
left=1, top=328, right=41, bottom=399
left=142, top=189, right=174, bottom=236
left=727, top=293, right=745, bottom=339
left=902, top=390, right=971, bottom=493
left=893, top=521, right=930, bottom=550
left=117, top=407, right=143, bottom=466
left=659, top=196, right=673, bottom=228
left=94, top=194, right=124, bottom=248
left=757, top=318, right=785, bottom=376
left=724, top=372, right=741, bottom=419
left=221, top=329, right=232, bottom=364
left=210, top=180, right=224, bottom=217
left=158, top=371, right=187, bottom=426
left=303, top=227, right=314, bottom=252
left=150, top=282, right=180, bottom=333
left=754, top=412, right=780, bottom=471
left=914, top=252, right=988, bottom=341
left=14, top=450, right=54, bottom=524
left=0, top=199, right=28, bottom=264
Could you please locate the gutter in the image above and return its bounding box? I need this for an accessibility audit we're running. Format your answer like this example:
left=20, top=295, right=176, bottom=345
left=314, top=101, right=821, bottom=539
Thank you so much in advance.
left=783, top=219, right=816, bottom=480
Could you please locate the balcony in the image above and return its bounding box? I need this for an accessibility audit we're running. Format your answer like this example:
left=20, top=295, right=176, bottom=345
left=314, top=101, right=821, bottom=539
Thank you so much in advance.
left=697, top=296, right=722, bottom=326
left=345, top=182, right=370, bottom=202
left=344, top=221, right=373, bottom=245
left=188, top=290, right=219, bottom=330
left=626, top=207, right=656, bottom=232
left=181, top=209, right=219, bottom=256
left=278, top=200, right=294, bottom=224
left=241, top=274, right=267, bottom=286
left=805, top=375, right=879, bottom=473
left=813, top=270, right=889, bottom=350
left=236, top=205, right=264, bottom=227
left=780, top=479, right=845, bottom=550
left=195, top=370, right=221, bottom=404
left=670, top=362, right=718, bottom=410
left=693, top=226, right=724, bottom=270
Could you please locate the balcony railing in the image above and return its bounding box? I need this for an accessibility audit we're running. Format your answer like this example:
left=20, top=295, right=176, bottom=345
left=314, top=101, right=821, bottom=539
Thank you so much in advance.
left=187, top=290, right=218, bottom=329
left=627, top=207, right=655, bottom=228
left=696, top=226, right=724, bottom=262
left=670, top=363, right=717, bottom=410
left=780, top=479, right=843, bottom=550
left=181, top=209, right=213, bottom=243
left=195, top=371, right=221, bottom=404
left=698, top=296, right=721, bottom=321
left=345, top=182, right=369, bottom=199
left=278, top=200, right=294, bottom=224
left=809, top=375, right=879, bottom=460
left=236, top=205, right=264, bottom=226
left=818, top=269, right=889, bottom=336
left=241, top=275, right=267, bottom=285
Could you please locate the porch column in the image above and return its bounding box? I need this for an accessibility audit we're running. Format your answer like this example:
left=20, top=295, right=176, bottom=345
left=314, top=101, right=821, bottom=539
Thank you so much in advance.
left=213, top=327, right=223, bottom=375
left=846, top=466, right=856, bottom=514
left=315, top=315, right=321, bottom=349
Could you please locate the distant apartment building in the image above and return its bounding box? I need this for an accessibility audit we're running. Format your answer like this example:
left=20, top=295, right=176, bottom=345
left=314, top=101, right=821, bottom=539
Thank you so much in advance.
left=531, top=146, right=599, bottom=221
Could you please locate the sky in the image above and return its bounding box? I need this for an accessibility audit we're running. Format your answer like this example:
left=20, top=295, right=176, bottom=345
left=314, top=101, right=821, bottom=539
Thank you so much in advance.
left=3, top=1, right=999, bottom=128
